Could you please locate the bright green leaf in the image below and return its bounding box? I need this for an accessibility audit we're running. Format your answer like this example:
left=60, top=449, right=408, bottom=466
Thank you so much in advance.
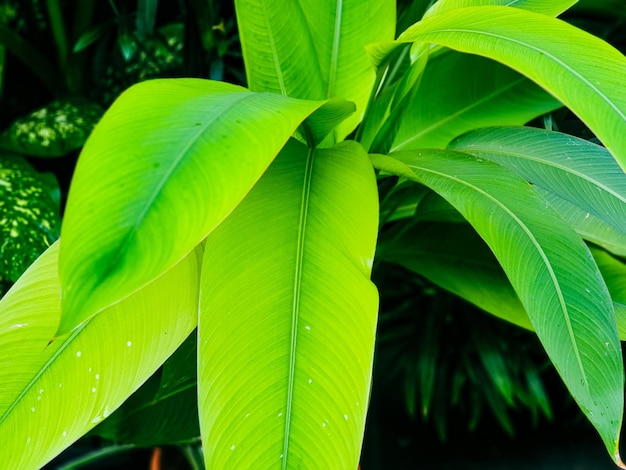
left=450, top=127, right=626, bottom=233
left=423, top=0, right=577, bottom=19
left=390, top=53, right=561, bottom=151
left=374, top=6, right=626, bottom=171
left=236, top=0, right=395, bottom=140
left=59, top=78, right=339, bottom=336
left=372, top=150, right=624, bottom=463
left=0, top=242, right=200, bottom=469
left=199, top=139, right=378, bottom=468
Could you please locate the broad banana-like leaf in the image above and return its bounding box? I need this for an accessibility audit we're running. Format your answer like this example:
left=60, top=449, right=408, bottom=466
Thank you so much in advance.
left=450, top=127, right=626, bottom=233
left=423, top=0, right=577, bottom=18
left=199, top=139, right=378, bottom=468
left=236, top=0, right=395, bottom=140
left=377, top=220, right=531, bottom=330
left=372, top=151, right=624, bottom=465
left=59, top=78, right=352, bottom=336
left=371, top=7, right=626, bottom=170
left=93, top=332, right=199, bottom=445
left=390, top=53, right=561, bottom=151
left=0, top=242, right=200, bottom=469
left=537, top=189, right=626, bottom=257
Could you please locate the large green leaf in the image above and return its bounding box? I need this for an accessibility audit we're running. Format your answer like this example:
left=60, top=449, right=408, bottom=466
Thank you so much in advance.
left=592, top=248, right=626, bottom=340
left=537, top=189, right=626, bottom=257
left=0, top=153, right=60, bottom=282
left=0, top=242, right=200, bottom=469
left=450, top=127, right=626, bottom=233
left=423, top=0, right=577, bottom=18
left=372, top=6, right=626, bottom=170
left=199, top=139, right=378, bottom=468
left=236, top=0, right=395, bottom=140
left=372, top=151, right=624, bottom=465
left=92, top=332, right=199, bottom=445
left=389, top=52, right=561, bottom=151
left=58, top=78, right=349, bottom=336
left=377, top=220, right=531, bottom=330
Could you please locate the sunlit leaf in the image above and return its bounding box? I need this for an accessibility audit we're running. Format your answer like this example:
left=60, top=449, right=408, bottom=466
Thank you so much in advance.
left=0, top=242, right=200, bottom=469
left=59, top=79, right=344, bottom=336
left=372, top=151, right=624, bottom=462
left=236, top=0, right=395, bottom=140
left=423, top=0, right=577, bottom=18
left=199, top=139, right=378, bottom=468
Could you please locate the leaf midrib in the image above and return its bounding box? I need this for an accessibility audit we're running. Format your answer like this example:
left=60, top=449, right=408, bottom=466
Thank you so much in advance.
left=282, top=146, right=316, bottom=467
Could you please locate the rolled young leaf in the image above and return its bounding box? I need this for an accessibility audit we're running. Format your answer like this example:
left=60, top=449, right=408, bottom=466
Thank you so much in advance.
left=0, top=242, right=200, bottom=469
left=372, top=151, right=625, bottom=465
left=199, top=139, right=378, bottom=468
left=59, top=78, right=352, bottom=336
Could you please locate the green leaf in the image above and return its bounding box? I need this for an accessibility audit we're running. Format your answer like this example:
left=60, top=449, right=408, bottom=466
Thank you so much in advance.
left=592, top=248, right=626, bottom=340
left=0, top=242, right=200, bottom=469
left=377, top=220, right=532, bottom=330
left=450, top=127, right=626, bottom=234
left=537, top=188, right=626, bottom=257
left=199, top=139, right=378, bottom=468
left=236, top=0, right=395, bottom=140
left=59, top=78, right=340, bottom=336
left=372, top=151, right=624, bottom=463
left=375, top=6, right=626, bottom=170
left=0, top=100, right=104, bottom=158
left=0, top=153, right=60, bottom=281
left=389, top=53, right=561, bottom=151
left=423, top=0, right=577, bottom=18
left=92, top=332, right=199, bottom=445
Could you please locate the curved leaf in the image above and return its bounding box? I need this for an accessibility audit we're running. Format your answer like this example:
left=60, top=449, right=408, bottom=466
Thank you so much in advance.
left=375, top=6, right=626, bottom=170
left=0, top=242, right=200, bottom=469
left=592, top=248, right=626, bottom=340
left=236, top=0, right=395, bottom=140
left=199, top=139, right=378, bottom=468
left=377, top=220, right=531, bottom=330
left=59, top=78, right=342, bottom=336
left=450, top=127, right=626, bottom=233
left=423, top=0, right=577, bottom=18
left=390, top=53, right=561, bottom=151
left=372, top=151, right=624, bottom=464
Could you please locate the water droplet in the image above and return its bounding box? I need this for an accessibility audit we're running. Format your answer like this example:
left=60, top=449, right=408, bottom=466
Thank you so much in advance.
left=308, top=379, right=313, bottom=384
left=344, top=414, right=349, bottom=420
left=62, top=431, right=67, bottom=437
left=230, top=445, right=236, bottom=451
left=88, top=367, right=92, bottom=372
left=95, top=374, right=100, bottom=380
left=31, top=407, right=35, bottom=412
left=245, top=413, right=250, bottom=418
left=76, top=351, right=82, bottom=357
left=26, top=437, right=31, bottom=444
left=277, top=412, right=283, bottom=417
left=91, top=387, right=97, bottom=393
left=38, top=389, right=44, bottom=394
left=322, top=422, right=327, bottom=428
left=280, top=454, right=284, bottom=459
left=37, top=396, right=42, bottom=401
left=58, top=383, right=63, bottom=388
left=126, top=341, right=132, bottom=347
left=91, top=415, right=103, bottom=424
left=103, top=406, right=111, bottom=418
left=304, top=325, right=310, bottom=331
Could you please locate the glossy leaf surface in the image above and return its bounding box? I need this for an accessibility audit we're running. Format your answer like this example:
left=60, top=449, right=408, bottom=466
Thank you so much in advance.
left=236, top=0, right=395, bottom=139
left=423, top=0, right=577, bottom=18
left=377, top=6, right=626, bottom=170
left=199, top=139, right=378, bottom=468
left=372, top=151, right=624, bottom=463
left=390, top=53, right=561, bottom=151
left=59, top=78, right=345, bottom=335
left=0, top=242, right=200, bottom=468
left=450, top=127, right=626, bottom=233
